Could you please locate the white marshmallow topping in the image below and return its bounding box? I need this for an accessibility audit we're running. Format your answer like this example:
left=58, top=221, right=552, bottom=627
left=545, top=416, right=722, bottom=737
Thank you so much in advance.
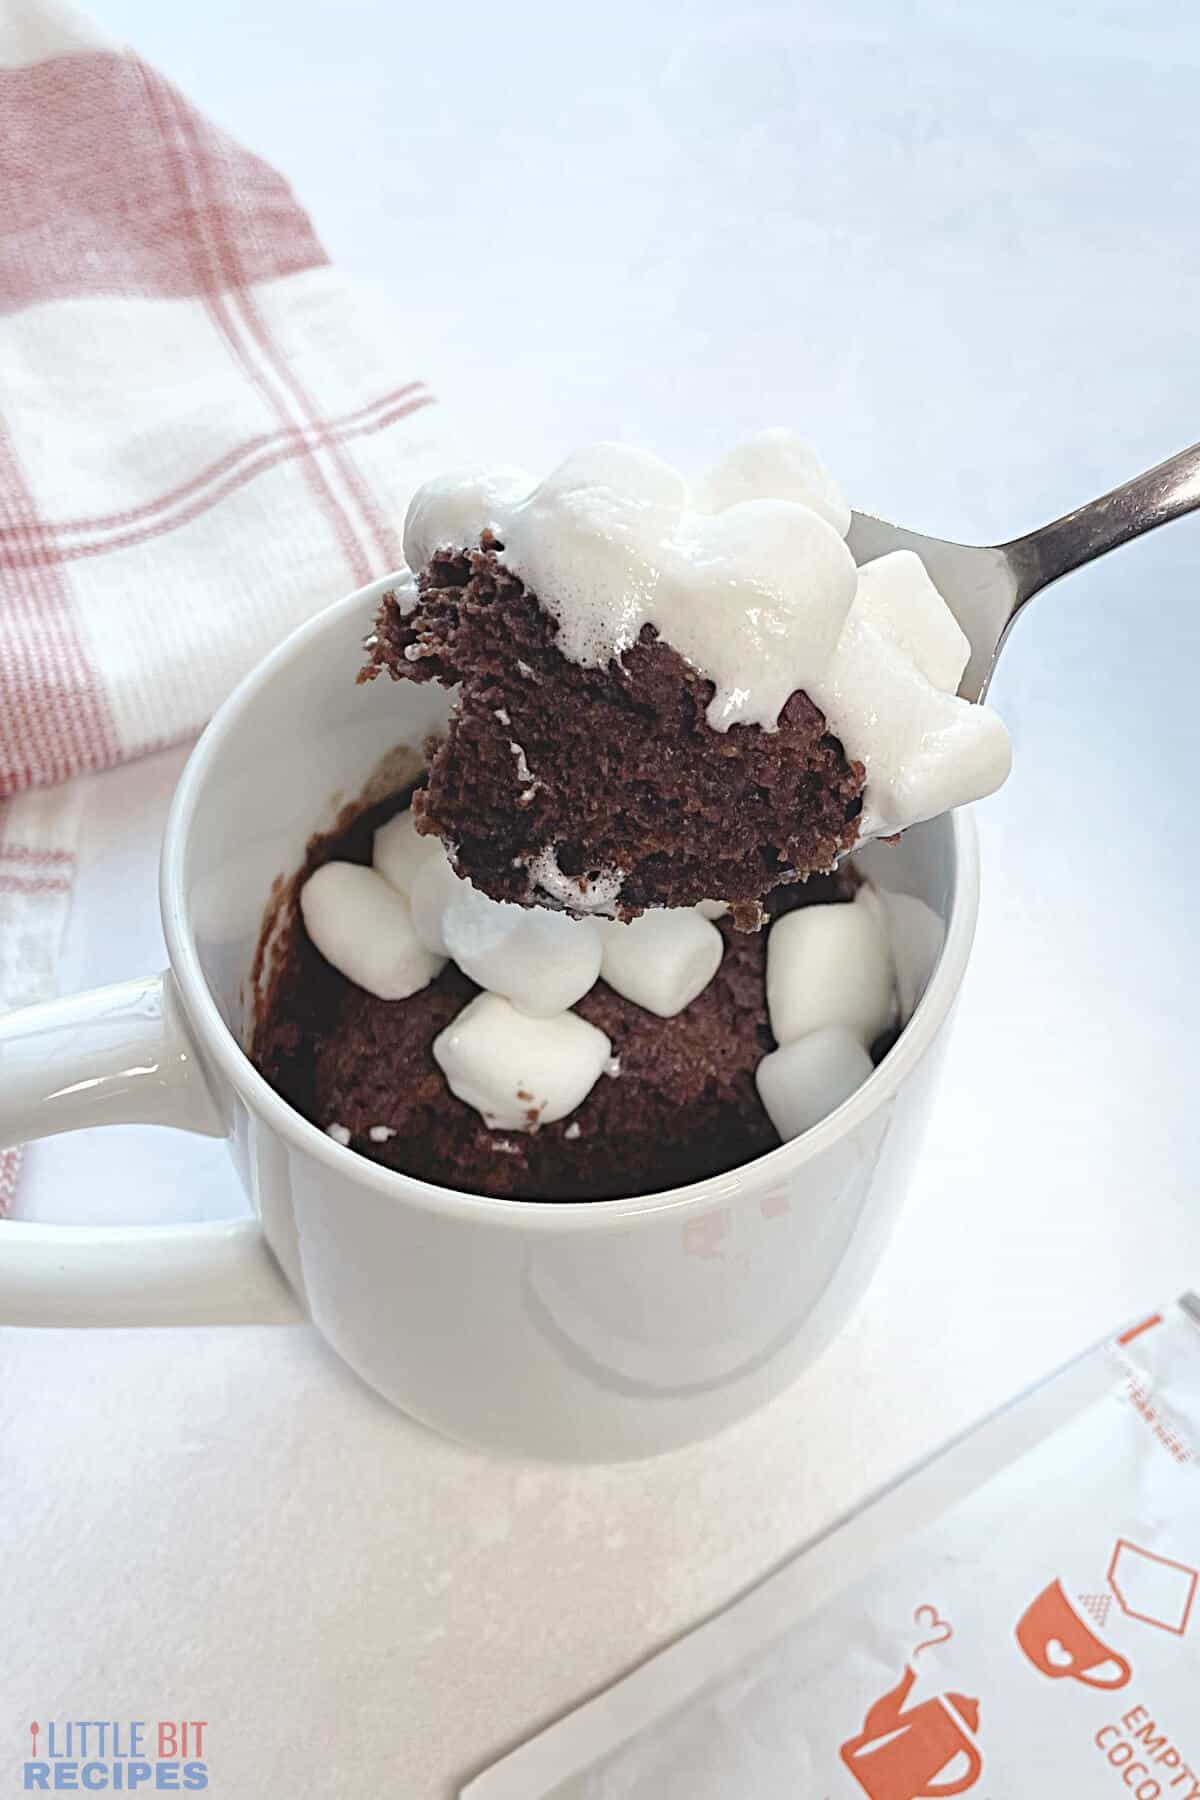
left=299, top=861, right=446, bottom=1001
left=766, top=890, right=895, bottom=1050
left=596, top=909, right=725, bottom=1019
left=402, top=429, right=1011, bottom=843
left=372, top=807, right=443, bottom=897
left=755, top=1027, right=875, bottom=1142
left=433, top=993, right=613, bottom=1132
left=406, top=839, right=602, bottom=1015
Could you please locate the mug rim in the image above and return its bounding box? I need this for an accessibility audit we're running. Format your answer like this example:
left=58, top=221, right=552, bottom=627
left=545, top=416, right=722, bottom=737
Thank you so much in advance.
left=161, top=576, right=981, bottom=1235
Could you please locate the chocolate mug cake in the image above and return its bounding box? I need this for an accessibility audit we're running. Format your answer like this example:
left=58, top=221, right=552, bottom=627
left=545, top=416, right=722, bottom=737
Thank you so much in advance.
left=254, top=432, right=1008, bottom=1201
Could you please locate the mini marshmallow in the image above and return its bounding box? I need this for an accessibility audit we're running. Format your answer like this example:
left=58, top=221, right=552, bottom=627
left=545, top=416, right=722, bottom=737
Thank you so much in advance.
left=372, top=807, right=444, bottom=897
left=597, top=908, right=724, bottom=1018
left=825, top=610, right=1011, bottom=837
left=464, top=916, right=601, bottom=1016
left=767, top=892, right=894, bottom=1048
left=408, top=853, right=462, bottom=956
left=445, top=888, right=601, bottom=1018
left=411, top=853, right=602, bottom=1014
left=755, top=1027, right=874, bottom=1141
left=300, top=861, right=446, bottom=1000
left=850, top=550, right=970, bottom=694
left=695, top=899, right=730, bottom=921
left=433, top=993, right=612, bottom=1131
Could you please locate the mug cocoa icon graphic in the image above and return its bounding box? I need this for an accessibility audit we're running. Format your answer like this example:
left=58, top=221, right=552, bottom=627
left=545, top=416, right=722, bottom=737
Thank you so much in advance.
left=1015, top=1579, right=1133, bottom=1688
left=839, top=1664, right=983, bottom=1799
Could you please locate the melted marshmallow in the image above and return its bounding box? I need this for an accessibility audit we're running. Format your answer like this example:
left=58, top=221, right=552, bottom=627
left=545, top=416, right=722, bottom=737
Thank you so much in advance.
left=402, top=430, right=1012, bottom=842
left=404, top=435, right=857, bottom=733
left=524, top=846, right=627, bottom=916
left=691, top=428, right=851, bottom=535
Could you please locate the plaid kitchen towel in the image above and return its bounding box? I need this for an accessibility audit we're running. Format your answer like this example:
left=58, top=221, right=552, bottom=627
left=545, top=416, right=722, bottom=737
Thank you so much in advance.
left=0, top=0, right=448, bottom=1211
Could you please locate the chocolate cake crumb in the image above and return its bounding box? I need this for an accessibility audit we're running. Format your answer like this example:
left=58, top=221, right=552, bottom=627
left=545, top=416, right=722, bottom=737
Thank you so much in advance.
left=252, top=785, right=861, bottom=1203
left=360, top=542, right=865, bottom=928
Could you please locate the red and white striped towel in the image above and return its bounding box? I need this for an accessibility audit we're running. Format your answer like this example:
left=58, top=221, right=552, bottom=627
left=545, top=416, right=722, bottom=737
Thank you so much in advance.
left=0, top=0, right=449, bottom=1213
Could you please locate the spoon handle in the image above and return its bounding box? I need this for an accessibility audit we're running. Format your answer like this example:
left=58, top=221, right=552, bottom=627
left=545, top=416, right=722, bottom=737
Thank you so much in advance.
left=1002, top=439, right=1200, bottom=605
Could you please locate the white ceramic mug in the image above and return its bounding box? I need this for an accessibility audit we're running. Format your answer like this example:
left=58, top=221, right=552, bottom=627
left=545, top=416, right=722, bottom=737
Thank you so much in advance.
left=0, top=575, right=979, bottom=1461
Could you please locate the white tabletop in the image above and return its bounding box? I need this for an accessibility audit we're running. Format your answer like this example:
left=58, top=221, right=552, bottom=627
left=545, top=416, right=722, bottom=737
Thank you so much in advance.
left=6, top=3, right=1200, bottom=1794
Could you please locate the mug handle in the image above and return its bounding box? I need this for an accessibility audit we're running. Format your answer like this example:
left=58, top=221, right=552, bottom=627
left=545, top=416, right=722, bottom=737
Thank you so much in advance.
left=1079, top=1653, right=1133, bottom=1691
left=926, top=1742, right=984, bottom=1797
left=0, top=972, right=302, bottom=1327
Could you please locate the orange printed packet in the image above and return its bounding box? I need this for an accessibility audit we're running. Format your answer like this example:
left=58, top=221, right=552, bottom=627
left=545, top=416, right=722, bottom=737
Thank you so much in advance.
left=466, top=1296, right=1200, bottom=1800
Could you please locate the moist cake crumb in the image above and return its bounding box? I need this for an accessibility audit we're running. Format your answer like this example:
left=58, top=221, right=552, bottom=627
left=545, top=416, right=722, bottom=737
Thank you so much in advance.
left=360, top=542, right=865, bottom=928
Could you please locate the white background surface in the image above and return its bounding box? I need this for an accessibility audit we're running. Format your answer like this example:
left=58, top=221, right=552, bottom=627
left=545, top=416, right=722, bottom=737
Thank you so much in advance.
left=5, top=2, right=1200, bottom=1795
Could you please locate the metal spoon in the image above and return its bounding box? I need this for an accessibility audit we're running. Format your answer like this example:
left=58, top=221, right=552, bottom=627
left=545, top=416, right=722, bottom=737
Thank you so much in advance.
left=846, top=441, right=1200, bottom=702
